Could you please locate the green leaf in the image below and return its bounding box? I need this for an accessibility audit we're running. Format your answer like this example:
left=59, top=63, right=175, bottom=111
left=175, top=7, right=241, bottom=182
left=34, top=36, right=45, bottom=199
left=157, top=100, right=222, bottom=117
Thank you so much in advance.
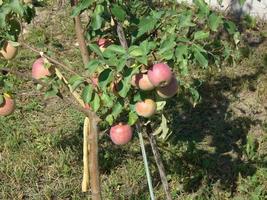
left=193, top=0, right=210, bottom=17
left=179, top=59, right=189, bottom=76
left=193, top=48, right=208, bottom=68
left=101, top=92, right=114, bottom=108
left=158, top=35, right=176, bottom=60
left=156, top=101, right=166, bottom=111
left=117, top=67, right=139, bottom=97
left=116, top=57, right=127, bottom=72
left=111, top=4, right=126, bottom=21
left=208, top=13, right=222, bottom=31
left=91, top=93, right=100, bottom=112
left=44, top=86, right=58, bottom=99
left=68, top=75, right=84, bottom=92
left=112, top=100, right=123, bottom=118
left=9, top=0, right=24, bottom=16
left=91, top=14, right=103, bottom=30
left=193, top=31, right=210, bottom=40
left=105, top=44, right=126, bottom=55
left=86, top=59, right=103, bottom=74
left=189, top=87, right=201, bottom=106
left=105, top=114, right=114, bottom=125
left=0, top=5, right=11, bottom=28
left=178, top=11, right=195, bottom=29
left=137, top=16, right=158, bottom=38
left=239, top=0, right=246, bottom=6
left=224, top=20, right=237, bottom=35
left=129, top=46, right=144, bottom=57
left=81, top=85, right=94, bottom=103
left=128, top=111, right=138, bottom=126
left=98, top=69, right=113, bottom=89
left=0, top=95, right=3, bottom=105
left=154, top=114, right=171, bottom=140
left=117, top=81, right=131, bottom=98
left=136, top=56, right=148, bottom=65
left=71, top=0, right=94, bottom=17
left=91, top=5, right=104, bottom=30
left=175, top=45, right=188, bottom=62
left=89, top=43, right=103, bottom=57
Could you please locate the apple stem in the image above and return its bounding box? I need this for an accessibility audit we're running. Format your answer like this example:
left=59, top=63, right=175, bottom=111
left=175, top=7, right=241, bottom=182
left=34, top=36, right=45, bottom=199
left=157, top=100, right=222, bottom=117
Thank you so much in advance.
left=136, top=122, right=156, bottom=200
left=146, top=123, right=173, bottom=200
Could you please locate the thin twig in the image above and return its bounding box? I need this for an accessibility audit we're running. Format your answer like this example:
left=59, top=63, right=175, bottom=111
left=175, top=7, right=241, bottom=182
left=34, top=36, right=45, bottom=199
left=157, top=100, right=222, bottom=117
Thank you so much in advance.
left=20, top=42, right=79, bottom=76
left=0, top=67, right=95, bottom=118
left=74, top=16, right=90, bottom=65
left=146, top=123, right=173, bottom=200
left=136, top=122, right=156, bottom=200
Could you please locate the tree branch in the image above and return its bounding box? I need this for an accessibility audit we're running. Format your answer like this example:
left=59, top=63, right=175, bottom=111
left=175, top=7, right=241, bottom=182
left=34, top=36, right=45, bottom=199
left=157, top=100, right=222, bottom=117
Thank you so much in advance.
left=0, top=67, right=95, bottom=119
left=74, top=16, right=90, bottom=65
left=20, top=42, right=79, bottom=76
left=146, top=123, right=173, bottom=200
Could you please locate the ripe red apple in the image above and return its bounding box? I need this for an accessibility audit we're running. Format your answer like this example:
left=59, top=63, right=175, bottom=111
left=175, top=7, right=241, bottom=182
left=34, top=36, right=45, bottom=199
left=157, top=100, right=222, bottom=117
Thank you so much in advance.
left=84, top=103, right=91, bottom=110
left=131, top=73, right=154, bottom=91
left=92, top=76, right=98, bottom=88
left=156, top=76, right=178, bottom=98
left=110, top=123, right=133, bottom=145
left=135, top=99, right=157, bottom=118
left=0, top=94, right=16, bottom=116
left=98, top=38, right=107, bottom=48
left=32, top=58, right=51, bottom=79
left=98, top=38, right=107, bottom=52
left=0, top=41, right=18, bottom=60
left=147, top=63, right=172, bottom=87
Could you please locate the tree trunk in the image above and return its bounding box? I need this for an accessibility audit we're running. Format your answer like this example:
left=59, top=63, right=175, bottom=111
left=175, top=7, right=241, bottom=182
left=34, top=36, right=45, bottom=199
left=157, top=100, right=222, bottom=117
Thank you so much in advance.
left=88, top=116, right=101, bottom=200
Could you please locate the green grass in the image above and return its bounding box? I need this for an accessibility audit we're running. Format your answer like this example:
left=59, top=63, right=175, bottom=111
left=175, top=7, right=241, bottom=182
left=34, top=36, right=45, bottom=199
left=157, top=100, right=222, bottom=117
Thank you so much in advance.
left=1, top=2, right=267, bottom=200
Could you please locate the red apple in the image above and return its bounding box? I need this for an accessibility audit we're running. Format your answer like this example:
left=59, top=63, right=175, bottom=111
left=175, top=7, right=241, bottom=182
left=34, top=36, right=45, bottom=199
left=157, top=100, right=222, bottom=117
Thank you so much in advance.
left=147, top=63, right=172, bottom=87
left=0, top=41, right=18, bottom=60
left=32, top=58, right=51, bottom=79
left=98, top=38, right=107, bottom=48
left=84, top=103, right=91, bottom=110
left=156, top=76, right=178, bottom=98
left=98, top=38, right=107, bottom=52
left=131, top=73, right=154, bottom=91
left=92, top=76, right=98, bottom=88
left=135, top=99, right=157, bottom=118
left=110, top=123, right=133, bottom=145
left=0, top=94, right=16, bottom=116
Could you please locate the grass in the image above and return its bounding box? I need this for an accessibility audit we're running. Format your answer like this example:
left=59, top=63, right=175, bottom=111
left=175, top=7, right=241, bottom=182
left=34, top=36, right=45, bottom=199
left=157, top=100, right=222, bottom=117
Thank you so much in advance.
left=1, top=1, right=267, bottom=199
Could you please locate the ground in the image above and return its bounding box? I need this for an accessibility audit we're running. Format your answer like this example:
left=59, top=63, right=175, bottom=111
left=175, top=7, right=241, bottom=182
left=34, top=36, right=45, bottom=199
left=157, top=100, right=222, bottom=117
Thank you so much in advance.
left=0, top=1, right=266, bottom=200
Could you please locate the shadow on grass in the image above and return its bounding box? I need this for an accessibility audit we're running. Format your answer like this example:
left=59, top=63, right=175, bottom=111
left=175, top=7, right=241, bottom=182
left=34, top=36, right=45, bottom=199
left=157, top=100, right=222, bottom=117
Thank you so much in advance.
left=165, top=66, right=266, bottom=195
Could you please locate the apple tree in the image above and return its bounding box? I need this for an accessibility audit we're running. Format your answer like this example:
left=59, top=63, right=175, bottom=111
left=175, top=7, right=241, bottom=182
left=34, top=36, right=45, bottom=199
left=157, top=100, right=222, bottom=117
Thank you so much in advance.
left=0, top=0, right=242, bottom=199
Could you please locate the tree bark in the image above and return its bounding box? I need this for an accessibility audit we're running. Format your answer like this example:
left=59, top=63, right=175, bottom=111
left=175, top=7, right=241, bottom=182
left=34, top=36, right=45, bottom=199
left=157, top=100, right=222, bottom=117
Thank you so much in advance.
left=88, top=116, right=101, bottom=200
